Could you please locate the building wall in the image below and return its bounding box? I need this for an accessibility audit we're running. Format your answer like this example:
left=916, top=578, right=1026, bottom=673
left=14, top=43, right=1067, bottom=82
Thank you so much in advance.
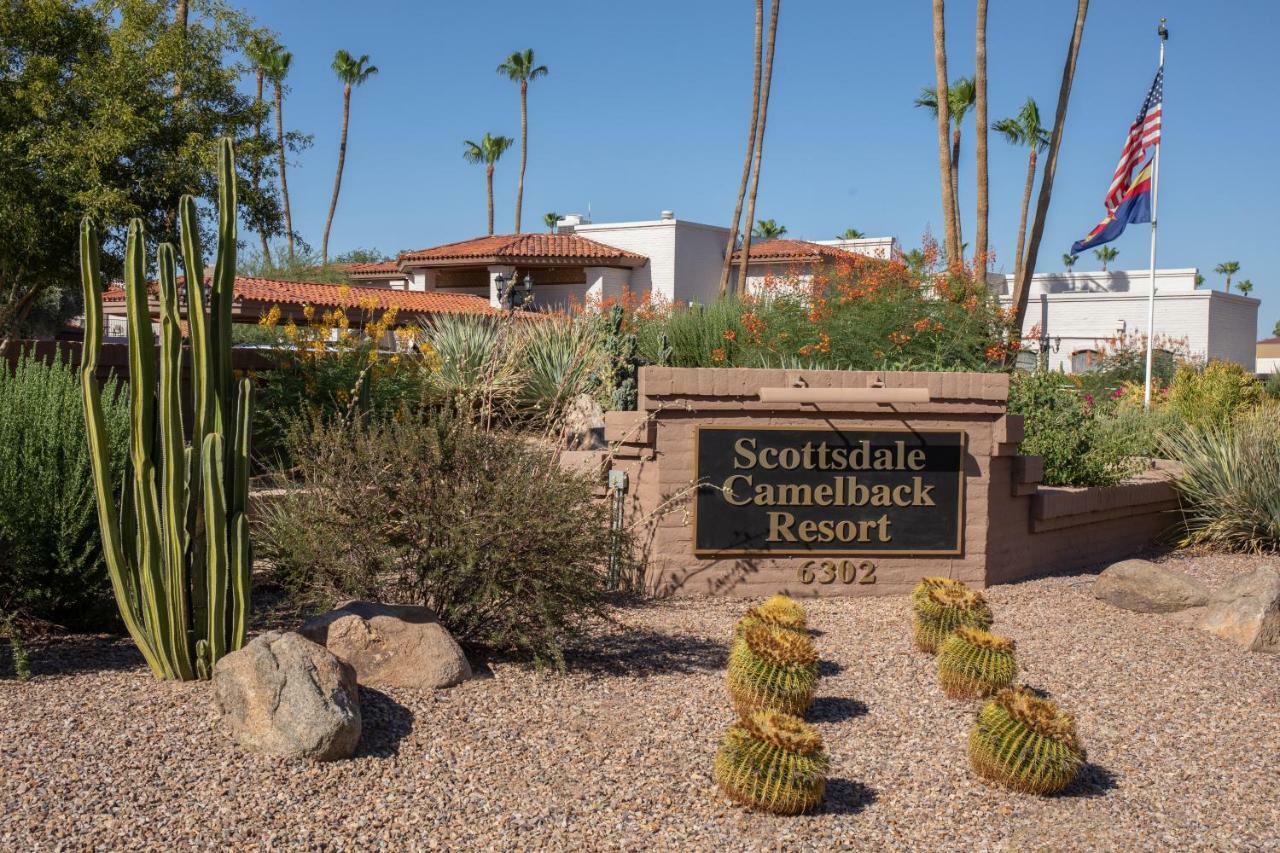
left=1207, top=295, right=1259, bottom=369
left=571, top=217, right=729, bottom=305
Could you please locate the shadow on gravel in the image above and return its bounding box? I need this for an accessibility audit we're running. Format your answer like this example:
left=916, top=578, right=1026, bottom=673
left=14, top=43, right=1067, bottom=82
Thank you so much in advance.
left=821, top=779, right=877, bottom=815
left=3, top=636, right=144, bottom=678
left=818, top=659, right=845, bottom=677
left=563, top=628, right=727, bottom=676
left=1059, top=762, right=1119, bottom=798
left=356, top=687, right=415, bottom=759
left=809, top=696, right=869, bottom=723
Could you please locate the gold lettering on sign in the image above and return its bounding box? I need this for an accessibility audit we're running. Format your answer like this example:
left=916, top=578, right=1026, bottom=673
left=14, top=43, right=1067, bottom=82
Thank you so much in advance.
left=796, top=559, right=878, bottom=585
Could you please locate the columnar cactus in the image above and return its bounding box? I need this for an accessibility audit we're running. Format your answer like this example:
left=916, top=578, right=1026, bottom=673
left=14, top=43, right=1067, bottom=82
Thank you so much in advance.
left=969, top=686, right=1086, bottom=795
left=714, top=710, right=829, bottom=814
left=912, top=585, right=993, bottom=654
left=80, top=138, right=253, bottom=681
left=734, top=594, right=807, bottom=638
left=937, top=626, right=1018, bottom=699
left=726, top=623, right=819, bottom=718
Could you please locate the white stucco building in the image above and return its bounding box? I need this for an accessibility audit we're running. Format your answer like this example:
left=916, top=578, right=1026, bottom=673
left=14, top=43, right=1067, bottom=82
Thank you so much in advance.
left=990, top=268, right=1259, bottom=372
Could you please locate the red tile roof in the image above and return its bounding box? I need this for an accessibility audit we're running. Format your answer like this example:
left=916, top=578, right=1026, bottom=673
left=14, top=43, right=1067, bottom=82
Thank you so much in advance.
left=102, top=276, right=500, bottom=316
left=346, top=261, right=404, bottom=277
left=400, top=233, right=646, bottom=266
left=730, top=239, right=866, bottom=264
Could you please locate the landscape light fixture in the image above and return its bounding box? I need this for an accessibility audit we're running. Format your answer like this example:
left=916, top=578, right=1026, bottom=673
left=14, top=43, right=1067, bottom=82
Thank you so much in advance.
left=494, top=272, right=535, bottom=312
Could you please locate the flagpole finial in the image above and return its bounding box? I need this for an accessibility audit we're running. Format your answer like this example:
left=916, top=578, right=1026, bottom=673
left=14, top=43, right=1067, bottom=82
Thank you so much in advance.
left=1158, top=18, right=1169, bottom=40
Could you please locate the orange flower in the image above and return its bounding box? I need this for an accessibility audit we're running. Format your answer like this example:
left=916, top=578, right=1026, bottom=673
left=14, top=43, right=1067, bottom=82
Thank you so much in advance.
left=711, top=347, right=727, bottom=364
left=723, top=329, right=737, bottom=342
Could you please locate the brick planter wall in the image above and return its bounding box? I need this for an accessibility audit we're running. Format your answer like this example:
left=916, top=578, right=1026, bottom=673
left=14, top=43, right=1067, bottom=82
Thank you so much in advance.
left=600, top=367, right=1177, bottom=598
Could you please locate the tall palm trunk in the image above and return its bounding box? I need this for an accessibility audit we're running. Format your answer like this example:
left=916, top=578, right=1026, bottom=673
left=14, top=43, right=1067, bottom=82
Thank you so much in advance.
left=951, top=126, right=963, bottom=250
left=253, top=68, right=271, bottom=265
left=485, top=164, right=495, bottom=235
left=931, top=0, right=960, bottom=266
left=974, top=0, right=989, bottom=275
left=172, top=0, right=188, bottom=99
left=718, top=0, right=764, bottom=298
left=736, top=0, right=780, bottom=296
left=274, top=82, right=294, bottom=262
left=322, top=84, right=352, bottom=265
left=1012, top=147, right=1037, bottom=281
left=1011, top=0, right=1089, bottom=334
left=515, top=80, right=528, bottom=233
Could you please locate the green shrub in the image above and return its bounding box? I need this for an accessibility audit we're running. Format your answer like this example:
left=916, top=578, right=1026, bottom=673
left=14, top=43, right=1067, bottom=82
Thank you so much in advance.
left=257, top=412, right=620, bottom=667
left=1162, top=403, right=1280, bottom=551
left=0, top=353, right=128, bottom=627
left=1168, top=360, right=1263, bottom=432
left=1008, top=371, right=1148, bottom=486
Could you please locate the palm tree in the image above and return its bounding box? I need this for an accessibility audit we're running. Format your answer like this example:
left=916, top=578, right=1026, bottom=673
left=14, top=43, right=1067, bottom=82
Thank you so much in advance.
left=496, top=50, right=549, bottom=234
left=544, top=212, right=559, bottom=233
left=974, top=0, right=990, bottom=275
left=1215, top=261, right=1241, bottom=292
left=992, top=97, right=1050, bottom=282
left=929, top=0, right=960, bottom=266
left=916, top=76, right=976, bottom=251
left=464, top=133, right=515, bottom=235
left=1010, top=0, right=1090, bottom=335
left=1062, top=253, right=1078, bottom=271
left=752, top=219, right=787, bottom=239
left=245, top=32, right=277, bottom=264
left=718, top=0, right=765, bottom=298
left=1195, top=273, right=1205, bottom=288
left=261, top=46, right=295, bottom=262
left=838, top=228, right=865, bottom=240
left=1094, top=246, right=1118, bottom=272
left=322, top=50, right=379, bottom=265
left=736, top=0, right=781, bottom=296
left=1237, top=279, right=1254, bottom=296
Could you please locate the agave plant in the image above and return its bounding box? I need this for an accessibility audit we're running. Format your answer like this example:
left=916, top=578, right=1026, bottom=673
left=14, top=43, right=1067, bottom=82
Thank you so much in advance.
left=714, top=710, right=829, bottom=814
left=913, top=585, right=993, bottom=654
left=969, top=686, right=1086, bottom=794
left=937, top=626, right=1017, bottom=699
left=510, top=314, right=608, bottom=427
left=726, top=623, right=818, bottom=718
left=418, top=313, right=521, bottom=418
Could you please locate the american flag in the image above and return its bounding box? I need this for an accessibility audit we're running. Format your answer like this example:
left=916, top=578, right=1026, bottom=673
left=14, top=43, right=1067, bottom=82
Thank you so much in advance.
left=1104, top=67, right=1163, bottom=212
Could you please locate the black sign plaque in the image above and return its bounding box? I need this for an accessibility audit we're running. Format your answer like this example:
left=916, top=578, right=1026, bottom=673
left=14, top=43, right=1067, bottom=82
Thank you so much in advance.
left=693, top=426, right=966, bottom=556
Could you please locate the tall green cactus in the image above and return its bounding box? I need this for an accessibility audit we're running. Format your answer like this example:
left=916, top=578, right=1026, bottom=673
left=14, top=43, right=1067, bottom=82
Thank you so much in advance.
left=79, top=137, right=253, bottom=681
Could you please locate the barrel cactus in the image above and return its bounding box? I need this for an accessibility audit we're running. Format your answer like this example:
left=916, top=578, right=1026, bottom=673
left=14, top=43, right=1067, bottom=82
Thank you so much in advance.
left=726, top=623, right=818, bottom=718
left=937, top=626, right=1017, bottom=699
left=714, top=710, right=829, bottom=814
left=79, top=138, right=252, bottom=681
left=913, top=585, right=993, bottom=653
left=911, top=576, right=968, bottom=614
left=734, top=594, right=807, bottom=638
left=969, top=686, right=1086, bottom=795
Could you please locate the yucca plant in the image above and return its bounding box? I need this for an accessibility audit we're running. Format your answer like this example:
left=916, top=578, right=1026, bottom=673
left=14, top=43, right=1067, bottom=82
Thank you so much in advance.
left=80, top=138, right=252, bottom=681
left=727, top=623, right=818, bottom=718
left=419, top=312, right=521, bottom=419
left=937, top=626, right=1017, bottom=699
left=511, top=313, right=607, bottom=427
left=734, top=594, right=807, bottom=638
left=714, top=710, right=829, bottom=814
left=969, top=686, right=1086, bottom=795
left=913, top=585, right=993, bottom=654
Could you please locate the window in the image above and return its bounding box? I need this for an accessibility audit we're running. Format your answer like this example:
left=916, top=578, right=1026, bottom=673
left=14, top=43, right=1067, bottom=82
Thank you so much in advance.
left=1070, top=349, right=1102, bottom=373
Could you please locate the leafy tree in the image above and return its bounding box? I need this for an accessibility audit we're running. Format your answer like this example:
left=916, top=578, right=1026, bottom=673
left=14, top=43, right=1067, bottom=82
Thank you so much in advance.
left=1215, top=260, right=1240, bottom=292
left=496, top=49, right=548, bottom=234
left=838, top=228, right=865, bottom=240
left=917, top=75, right=976, bottom=251
left=463, top=134, right=515, bottom=236
left=0, top=0, right=291, bottom=344
left=752, top=219, right=787, bottom=239
left=322, top=50, right=379, bottom=265
left=993, top=97, right=1050, bottom=282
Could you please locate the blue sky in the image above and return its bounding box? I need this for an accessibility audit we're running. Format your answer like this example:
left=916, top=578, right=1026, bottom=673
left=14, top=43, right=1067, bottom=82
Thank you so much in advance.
left=247, top=0, right=1279, bottom=335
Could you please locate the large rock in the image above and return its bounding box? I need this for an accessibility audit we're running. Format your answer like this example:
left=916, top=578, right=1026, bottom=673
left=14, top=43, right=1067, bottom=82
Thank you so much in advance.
left=299, top=601, right=471, bottom=690
left=1094, top=559, right=1210, bottom=613
left=213, top=631, right=361, bottom=761
left=1199, top=566, right=1280, bottom=654
left=561, top=394, right=606, bottom=450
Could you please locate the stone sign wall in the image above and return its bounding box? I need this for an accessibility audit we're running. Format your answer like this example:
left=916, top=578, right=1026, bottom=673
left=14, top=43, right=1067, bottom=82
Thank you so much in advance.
left=596, top=367, right=1178, bottom=598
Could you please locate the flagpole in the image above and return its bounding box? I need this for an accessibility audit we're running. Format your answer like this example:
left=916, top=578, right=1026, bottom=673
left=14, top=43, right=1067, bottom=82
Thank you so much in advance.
left=1143, top=20, right=1168, bottom=408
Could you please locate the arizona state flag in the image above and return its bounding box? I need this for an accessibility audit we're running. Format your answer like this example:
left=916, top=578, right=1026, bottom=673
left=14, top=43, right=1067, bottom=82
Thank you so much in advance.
left=1071, top=159, right=1154, bottom=254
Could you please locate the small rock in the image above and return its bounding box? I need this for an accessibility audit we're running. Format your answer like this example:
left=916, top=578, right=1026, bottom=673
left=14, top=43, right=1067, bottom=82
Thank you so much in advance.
left=213, top=631, right=361, bottom=761
left=560, top=394, right=606, bottom=450
left=299, top=601, right=472, bottom=690
left=1199, top=566, right=1280, bottom=653
left=1094, top=559, right=1210, bottom=613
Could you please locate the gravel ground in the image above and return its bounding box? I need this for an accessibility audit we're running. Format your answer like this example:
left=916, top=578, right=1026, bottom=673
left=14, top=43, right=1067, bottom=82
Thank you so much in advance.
left=2, top=552, right=1278, bottom=851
